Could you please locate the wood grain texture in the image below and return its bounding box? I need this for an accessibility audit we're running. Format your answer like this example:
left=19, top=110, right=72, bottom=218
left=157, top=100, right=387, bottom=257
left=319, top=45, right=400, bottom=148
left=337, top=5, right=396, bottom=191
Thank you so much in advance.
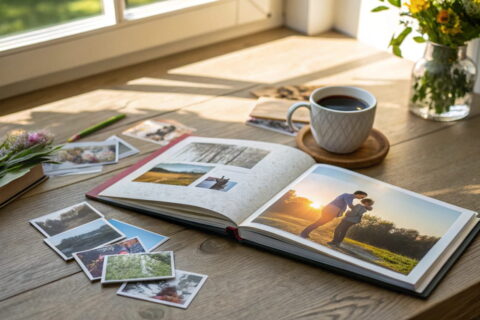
left=0, top=28, right=479, bottom=320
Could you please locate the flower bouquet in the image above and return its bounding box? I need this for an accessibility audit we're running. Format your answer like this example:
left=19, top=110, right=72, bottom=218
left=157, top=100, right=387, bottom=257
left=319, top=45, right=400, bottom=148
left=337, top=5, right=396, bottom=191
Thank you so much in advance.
left=373, top=0, right=480, bottom=121
left=0, top=129, right=60, bottom=206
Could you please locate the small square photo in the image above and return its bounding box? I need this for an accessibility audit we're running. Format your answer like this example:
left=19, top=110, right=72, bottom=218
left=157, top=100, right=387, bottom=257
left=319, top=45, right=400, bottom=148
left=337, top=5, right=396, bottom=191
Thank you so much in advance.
left=30, top=202, right=104, bottom=237
left=101, top=252, right=175, bottom=283
left=44, top=219, right=125, bottom=260
left=73, top=237, right=147, bottom=280
left=117, top=270, right=208, bottom=309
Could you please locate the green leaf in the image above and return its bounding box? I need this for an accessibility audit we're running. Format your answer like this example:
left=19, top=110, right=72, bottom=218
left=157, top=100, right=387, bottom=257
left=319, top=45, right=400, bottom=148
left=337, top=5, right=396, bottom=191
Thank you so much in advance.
left=413, top=36, right=426, bottom=43
left=387, top=0, right=401, bottom=7
left=372, top=5, right=389, bottom=12
left=392, top=45, right=402, bottom=57
left=0, top=167, right=31, bottom=188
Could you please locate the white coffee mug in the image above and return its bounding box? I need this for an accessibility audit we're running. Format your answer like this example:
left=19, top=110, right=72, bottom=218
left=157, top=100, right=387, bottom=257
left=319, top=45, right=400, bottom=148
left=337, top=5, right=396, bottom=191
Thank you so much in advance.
left=287, top=86, right=377, bottom=154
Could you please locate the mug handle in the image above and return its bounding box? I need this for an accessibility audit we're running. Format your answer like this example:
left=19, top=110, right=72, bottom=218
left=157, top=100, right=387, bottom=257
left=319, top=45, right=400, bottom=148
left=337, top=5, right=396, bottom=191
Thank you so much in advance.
left=287, top=102, right=311, bottom=132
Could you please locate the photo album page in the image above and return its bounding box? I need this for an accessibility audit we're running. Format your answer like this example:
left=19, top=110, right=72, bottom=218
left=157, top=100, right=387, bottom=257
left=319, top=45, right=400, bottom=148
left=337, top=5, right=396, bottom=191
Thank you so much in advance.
left=240, top=165, right=479, bottom=291
left=98, top=137, right=315, bottom=226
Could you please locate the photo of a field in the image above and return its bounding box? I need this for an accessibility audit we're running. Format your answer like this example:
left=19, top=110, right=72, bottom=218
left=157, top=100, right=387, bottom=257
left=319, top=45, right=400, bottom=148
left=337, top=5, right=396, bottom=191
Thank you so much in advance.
left=133, top=163, right=213, bottom=186
left=31, top=203, right=102, bottom=237
left=103, top=252, right=174, bottom=282
left=252, top=166, right=461, bottom=275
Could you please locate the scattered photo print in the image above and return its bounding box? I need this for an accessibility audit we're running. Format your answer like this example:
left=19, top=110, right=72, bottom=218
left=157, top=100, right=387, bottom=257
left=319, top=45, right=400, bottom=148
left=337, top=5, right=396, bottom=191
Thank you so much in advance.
left=73, top=237, right=147, bottom=281
left=44, top=141, right=118, bottom=171
left=133, top=163, right=213, bottom=186
left=117, top=270, right=208, bottom=309
left=107, top=135, right=139, bottom=159
left=30, top=202, right=104, bottom=237
left=196, top=176, right=237, bottom=192
left=43, top=165, right=103, bottom=177
left=108, top=219, right=169, bottom=251
left=246, top=117, right=306, bottom=136
left=173, top=142, right=270, bottom=169
left=44, top=219, right=125, bottom=260
left=102, top=252, right=175, bottom=283
left=123, top=119, right=195, bottom=146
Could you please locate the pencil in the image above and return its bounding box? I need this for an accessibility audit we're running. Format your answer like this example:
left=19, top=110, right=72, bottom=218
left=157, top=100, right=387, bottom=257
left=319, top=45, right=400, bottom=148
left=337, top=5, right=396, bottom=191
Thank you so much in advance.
left=67, top=114, right=126, bottom=142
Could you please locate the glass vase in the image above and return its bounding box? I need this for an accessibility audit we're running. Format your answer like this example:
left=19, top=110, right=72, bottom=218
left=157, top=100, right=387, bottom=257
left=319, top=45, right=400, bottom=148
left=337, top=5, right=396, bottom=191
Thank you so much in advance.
left=409, top=42, right=476, bottom=121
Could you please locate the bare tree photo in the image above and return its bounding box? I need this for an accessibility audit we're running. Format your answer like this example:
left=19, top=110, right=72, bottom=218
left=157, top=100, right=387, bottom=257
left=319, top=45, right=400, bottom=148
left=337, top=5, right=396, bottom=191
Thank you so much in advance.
left=173, top=142, right=270, bottom=169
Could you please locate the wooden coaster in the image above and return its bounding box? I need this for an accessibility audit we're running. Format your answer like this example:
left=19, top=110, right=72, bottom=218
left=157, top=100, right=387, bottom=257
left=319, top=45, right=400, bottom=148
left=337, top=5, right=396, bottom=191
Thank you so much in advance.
left=296, top=126, right=390, bottom=169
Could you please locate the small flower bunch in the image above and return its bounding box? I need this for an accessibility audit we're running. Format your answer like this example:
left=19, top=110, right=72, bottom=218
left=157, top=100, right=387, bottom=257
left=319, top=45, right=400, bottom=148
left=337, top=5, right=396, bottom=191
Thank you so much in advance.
left=0, top=129, right=61, bottom=187
left=373, top=0, right=480, bottom=56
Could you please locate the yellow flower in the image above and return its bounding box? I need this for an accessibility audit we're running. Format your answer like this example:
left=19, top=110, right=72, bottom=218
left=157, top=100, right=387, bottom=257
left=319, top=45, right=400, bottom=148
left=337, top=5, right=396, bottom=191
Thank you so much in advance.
left=436, top=9, right=449, bottom=23
left=405, top=0, right=430, bottom=14
left=438, top=9, right=461, bottom=34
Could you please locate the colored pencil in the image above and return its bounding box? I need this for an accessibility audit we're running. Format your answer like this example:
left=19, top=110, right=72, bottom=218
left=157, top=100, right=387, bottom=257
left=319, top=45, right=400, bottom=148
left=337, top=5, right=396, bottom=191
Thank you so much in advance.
left=67, top=114, right=126, bottom=142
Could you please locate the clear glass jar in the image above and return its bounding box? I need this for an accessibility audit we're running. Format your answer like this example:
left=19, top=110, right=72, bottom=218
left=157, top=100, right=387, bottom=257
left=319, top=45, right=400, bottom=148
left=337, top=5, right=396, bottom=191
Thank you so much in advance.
left=409, top=42, right=477, bottom=121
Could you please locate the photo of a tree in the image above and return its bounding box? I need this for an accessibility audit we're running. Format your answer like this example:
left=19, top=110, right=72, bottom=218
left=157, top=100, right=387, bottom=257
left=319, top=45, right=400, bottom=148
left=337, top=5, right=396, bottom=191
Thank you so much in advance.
left=104, top=252, right=173, bottom=281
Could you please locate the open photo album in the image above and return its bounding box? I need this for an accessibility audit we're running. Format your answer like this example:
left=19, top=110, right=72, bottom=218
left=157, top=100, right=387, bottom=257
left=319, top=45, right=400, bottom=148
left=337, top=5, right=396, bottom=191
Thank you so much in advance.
left=87, top=136, right=480, bottom=297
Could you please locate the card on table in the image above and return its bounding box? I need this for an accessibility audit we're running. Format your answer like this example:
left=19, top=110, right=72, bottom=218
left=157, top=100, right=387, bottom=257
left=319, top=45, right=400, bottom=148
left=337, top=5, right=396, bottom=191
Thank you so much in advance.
left=246, top=117, right=306, bottom=136
left=106, top=135, right=139, bottom=159
left=107, top=219, right=169, bottom=251
left=101, top=252, right=175, bottom=284
left=117, top=270, right=208, bottom=309
left=43, top=141, right=119, bottom=173
left=73, top=237, right=147, bottom=281
left=43, top=218, right=125, bottom=260
left=30, top=202, right=104, bottom=237
left=122, top=119, right=195, bottom=146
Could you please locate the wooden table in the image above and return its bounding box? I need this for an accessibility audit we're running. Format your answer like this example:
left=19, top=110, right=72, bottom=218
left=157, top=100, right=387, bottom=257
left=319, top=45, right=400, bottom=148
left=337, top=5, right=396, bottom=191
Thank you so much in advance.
left=0, top=28, right=479, bottom=320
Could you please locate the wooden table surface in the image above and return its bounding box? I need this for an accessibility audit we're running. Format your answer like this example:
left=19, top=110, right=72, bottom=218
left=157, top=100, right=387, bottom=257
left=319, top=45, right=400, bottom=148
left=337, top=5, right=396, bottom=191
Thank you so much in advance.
left=0, top=28, right=479, bottom=320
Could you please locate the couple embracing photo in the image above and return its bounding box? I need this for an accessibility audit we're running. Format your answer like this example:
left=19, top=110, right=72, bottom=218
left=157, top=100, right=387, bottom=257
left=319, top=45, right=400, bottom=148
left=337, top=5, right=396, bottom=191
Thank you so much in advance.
left=300, top=191, right=374, bottom=247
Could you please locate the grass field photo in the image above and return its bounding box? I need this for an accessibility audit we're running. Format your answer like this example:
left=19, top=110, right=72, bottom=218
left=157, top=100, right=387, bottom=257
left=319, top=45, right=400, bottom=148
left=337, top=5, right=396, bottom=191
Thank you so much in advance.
left=102, top=252, right=174, bottom=283
left=133, top=163, right=213, bottom=186
left=252, top=166, right=462, bottom=275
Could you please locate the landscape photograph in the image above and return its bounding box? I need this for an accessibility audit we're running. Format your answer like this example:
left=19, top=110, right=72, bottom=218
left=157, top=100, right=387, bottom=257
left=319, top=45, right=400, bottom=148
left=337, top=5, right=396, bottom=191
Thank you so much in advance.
left=133, top=163, right=213, bottom=186
left=196, top=176, right=237, bottom=192
left=103, top=252, right=174, bottom=283
left=31, top=202, right=103, bottom=237
left=74, top=238, right=146, bottom=279
left=118, top=270, right=208, bottom=308
left=173, top=142, right=270, bottom=169
left=252, top=166, right=461, bottom=275
left=44, top=219, right=124, bottom=260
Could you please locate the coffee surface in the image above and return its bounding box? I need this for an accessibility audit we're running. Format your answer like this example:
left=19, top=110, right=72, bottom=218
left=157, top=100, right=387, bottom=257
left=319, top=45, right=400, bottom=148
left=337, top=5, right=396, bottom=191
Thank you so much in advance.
left=317, top=95, right=368, bottom=111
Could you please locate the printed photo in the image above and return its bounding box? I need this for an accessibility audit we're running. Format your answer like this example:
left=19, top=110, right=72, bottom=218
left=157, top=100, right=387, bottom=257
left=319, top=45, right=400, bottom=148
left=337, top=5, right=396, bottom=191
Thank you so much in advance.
left=251, top=166, right=463, bottom=275
left=30, top=202, right=104, bottom=237
left=195, top=176, right=237, bottom=192
left=73, top=237, right=147, bottom=281
left=123, top=119, right=195, bottom=146
left=44, top=141, right=118, bottom=171
left=107, top=135, right=139, bottom=159
left=133, top=163, right=213, bottom=186
left=44, top=219, right=125, bottom=260
left=108, top=219, right=169, bottom=251
left=101, top=252, right=175, bottom=283
left=173, top=142, right=270, bottom=169
left=246, top=117, right=306, bottom=136
left=117, top=270, right=208, bottom=309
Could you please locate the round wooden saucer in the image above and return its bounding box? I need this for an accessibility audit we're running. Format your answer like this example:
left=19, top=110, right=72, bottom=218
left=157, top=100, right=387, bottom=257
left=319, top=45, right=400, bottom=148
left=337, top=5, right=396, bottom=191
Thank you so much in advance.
left=296, top=126, right=389, bottom=169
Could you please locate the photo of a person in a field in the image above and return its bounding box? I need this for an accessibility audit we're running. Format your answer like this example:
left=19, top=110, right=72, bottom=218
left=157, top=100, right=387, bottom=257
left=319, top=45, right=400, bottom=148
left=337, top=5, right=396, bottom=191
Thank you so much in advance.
left=252, top=166, right=461, bottom=275
left=328, top=198, right=375, bottom=247
left=300, top=191, right=368, bottom=239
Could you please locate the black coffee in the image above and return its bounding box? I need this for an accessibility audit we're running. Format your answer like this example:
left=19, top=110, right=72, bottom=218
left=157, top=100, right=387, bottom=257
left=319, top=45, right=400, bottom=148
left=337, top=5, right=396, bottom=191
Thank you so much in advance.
left=316, top=95, right=368, bottom=111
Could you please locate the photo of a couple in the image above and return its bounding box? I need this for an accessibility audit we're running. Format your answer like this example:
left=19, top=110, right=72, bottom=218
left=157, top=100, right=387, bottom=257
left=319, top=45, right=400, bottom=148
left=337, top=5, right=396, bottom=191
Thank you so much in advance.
left=300, top=191, right=374, bottom=248
left=252, top=166, right=462, bottom=275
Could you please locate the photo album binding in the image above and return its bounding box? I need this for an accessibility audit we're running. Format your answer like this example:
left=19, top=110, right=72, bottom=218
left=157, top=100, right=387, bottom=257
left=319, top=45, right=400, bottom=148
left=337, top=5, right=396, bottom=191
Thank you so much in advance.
left=86, top=135, right=480, bottom=297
